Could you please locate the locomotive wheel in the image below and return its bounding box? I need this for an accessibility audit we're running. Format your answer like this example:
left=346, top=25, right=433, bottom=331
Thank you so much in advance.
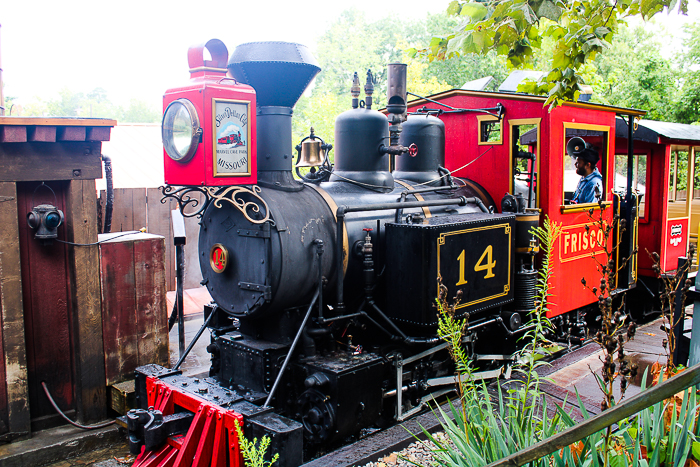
left=297, top=389, right=336, bottom=443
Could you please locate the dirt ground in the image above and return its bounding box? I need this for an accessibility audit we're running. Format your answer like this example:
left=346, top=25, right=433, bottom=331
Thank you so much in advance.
left=43, top=443, right=133, bottom=467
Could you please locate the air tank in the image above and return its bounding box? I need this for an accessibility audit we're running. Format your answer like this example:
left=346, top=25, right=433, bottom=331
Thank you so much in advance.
left=395, top=114, right=445, bottom=185
left=330, top=108, right=393, bottom=189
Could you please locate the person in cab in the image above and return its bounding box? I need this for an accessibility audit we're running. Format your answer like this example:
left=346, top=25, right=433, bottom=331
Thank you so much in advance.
left=568, top=137, right=603, bottom=204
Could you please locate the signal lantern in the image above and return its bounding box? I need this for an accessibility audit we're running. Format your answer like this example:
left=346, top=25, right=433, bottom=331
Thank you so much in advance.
left=162, top=39, right=257, bottom=186
left=27, top=204, right=64, bottom=243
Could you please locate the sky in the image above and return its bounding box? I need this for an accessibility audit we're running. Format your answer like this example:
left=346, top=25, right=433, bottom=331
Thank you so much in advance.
left=1, top=0, right=446, bottom=111
left=2, top=0, right=699, bottom=112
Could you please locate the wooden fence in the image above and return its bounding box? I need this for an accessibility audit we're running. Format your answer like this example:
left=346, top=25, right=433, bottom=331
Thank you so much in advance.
left=97, top=188, right=203, bottom=291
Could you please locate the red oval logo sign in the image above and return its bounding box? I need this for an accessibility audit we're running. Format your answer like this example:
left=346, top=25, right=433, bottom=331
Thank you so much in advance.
left=210, top=244, right=228, bottom=273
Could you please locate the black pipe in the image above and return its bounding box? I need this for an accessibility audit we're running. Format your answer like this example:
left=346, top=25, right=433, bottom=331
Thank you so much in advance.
left=314, top=239, right=324, bottom=321
left=176, top=244, right=185, bottom=356
left=264, top=289, right=319, bottom=409
left=101, top=154, right=113, bottom=234
left=437, top=166, right=453, bottom=186
left=172, top=308, right=216, bottom=371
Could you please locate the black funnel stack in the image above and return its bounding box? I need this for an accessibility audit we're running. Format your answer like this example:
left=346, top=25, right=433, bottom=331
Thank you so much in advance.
left=228, top=42, right=320, bottom=189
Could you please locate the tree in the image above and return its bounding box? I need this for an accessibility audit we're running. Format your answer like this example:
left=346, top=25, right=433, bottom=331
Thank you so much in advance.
left=15, top=87, right=160, bottom=122
left=121, top=99, right=161, bottom=123
left=422, top=0, right=694, bottom=108
left=675, top=20, right=700, bottom=124
left=292, top=10, right=511, bottom=150
left=593, top=25, right=677, bottom=121
left=46, top=88, right=85, bottom=117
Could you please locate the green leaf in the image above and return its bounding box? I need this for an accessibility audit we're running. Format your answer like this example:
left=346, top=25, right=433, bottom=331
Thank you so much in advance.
left=594, top=26, right=610, bottom=37
left=533, top=0, right=563, bottom=21
left=461, top=2, right=489, bottom=21
left=447, top=0, right=461, bottom=15
left=693, top=441, right=700, bottom=461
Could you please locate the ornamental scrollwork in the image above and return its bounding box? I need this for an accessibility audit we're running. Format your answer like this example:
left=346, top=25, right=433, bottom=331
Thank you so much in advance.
left=160, top=185, right=271, bottom=224
left=205, top=185, right=270, bottom=224
left=160, top=185, right=210, bottom=218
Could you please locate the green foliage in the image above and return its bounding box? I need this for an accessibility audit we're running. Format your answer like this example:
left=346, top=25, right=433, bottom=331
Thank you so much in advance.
left=423, top=0, right=692, bottom=109
left=426, top=214, right=700, bottom=467
left=593, top=25, right=677, bottom=121
left=234, top=419, right=279, bottom=467
left=291, top=10, right=512, bottom=151
left=420, top=384, right=576, bottom=466
left=675, top=20, right=700, bottom=124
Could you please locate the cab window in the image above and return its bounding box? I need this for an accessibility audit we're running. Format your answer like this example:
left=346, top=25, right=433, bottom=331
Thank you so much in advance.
left=615, top=153, right=647, bottom=218
left=563, top=127, right=608, bottom=205
left=512, top=122, right=539, bottom=208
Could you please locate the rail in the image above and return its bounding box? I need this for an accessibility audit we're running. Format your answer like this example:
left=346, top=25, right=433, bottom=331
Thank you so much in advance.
left=486, top=361, right=700, bottom=467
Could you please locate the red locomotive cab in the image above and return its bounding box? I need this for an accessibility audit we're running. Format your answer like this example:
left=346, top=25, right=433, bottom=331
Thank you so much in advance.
left=406, top=90, right=646, bottom=318
left=162, top=39, right=257, bottom=186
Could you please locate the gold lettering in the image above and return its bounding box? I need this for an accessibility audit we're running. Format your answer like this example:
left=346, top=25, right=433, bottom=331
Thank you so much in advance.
left=572, top=233, right=578, bottom=253
left=456, top=250, right=468, bottom=286
left=564, top=234, right=570, bottom=254
left=582, top=229, right=589, bottom=250
left=474, top=245, right=496, bottom=279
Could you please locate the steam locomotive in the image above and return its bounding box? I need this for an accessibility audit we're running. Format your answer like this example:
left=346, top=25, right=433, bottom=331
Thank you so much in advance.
left=127, top=39, right=630, bottom=467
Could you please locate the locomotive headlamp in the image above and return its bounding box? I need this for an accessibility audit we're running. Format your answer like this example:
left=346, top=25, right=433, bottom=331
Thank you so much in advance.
left=27, top=204, right=64, bottom=243
left=162, top=98, right=201, bottom=163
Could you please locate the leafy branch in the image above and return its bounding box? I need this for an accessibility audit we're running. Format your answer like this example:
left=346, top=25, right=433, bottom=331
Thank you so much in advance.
left=416, top=0, right=691, bottom=108
left=234, top=419, right=279, bottom=467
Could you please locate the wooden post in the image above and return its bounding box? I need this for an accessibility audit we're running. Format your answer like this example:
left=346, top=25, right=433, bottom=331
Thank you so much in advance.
left=65, top=179, right=106, bottom=424
left=0, top=182, right=30, bottom=439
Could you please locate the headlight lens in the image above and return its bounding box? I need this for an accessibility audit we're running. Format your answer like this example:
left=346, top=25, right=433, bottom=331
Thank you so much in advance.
left=162, top=99, right=200, bottom=162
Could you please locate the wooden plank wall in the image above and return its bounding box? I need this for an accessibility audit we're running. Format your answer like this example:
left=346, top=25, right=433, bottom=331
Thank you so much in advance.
left=100, top=233, right=168, bottom=386
left=0, top=182, right=30, bottom=440
left=17, top=181, right=77, bottom=429
left=98, top=189, right=204, bottom=291
left=66, top=179, right=107, bottom=424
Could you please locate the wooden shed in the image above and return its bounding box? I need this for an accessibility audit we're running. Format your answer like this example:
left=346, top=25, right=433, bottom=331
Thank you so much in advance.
left=0, top=116, right=168, bottom=440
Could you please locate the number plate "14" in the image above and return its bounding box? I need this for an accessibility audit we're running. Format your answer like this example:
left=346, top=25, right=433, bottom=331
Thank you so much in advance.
left=437, top=223, right=513, bottom=311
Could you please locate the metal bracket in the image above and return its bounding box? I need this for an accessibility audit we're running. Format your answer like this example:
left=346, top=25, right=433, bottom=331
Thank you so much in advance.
left=239, top=282, right=272, bottom=301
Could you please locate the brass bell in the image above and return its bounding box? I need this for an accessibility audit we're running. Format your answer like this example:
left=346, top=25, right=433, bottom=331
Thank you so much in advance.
left=296, top=138, right=324, bottom=167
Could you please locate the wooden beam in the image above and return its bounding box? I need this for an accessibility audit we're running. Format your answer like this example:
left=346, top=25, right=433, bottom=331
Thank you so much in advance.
left=0, top=126, right=27, bottom=143
left=0, top=182, right=31, bottom=439
left=65, top=179, right=106, bottom=424
left=86, top=127, right=111, bottom=142
left=688, top=146, right=696, bottom=219
left=0, top=142, right=102, bottom=182
left=57, top=126, right=86, bottom=142
left=27, top=126, right=56, bottom=143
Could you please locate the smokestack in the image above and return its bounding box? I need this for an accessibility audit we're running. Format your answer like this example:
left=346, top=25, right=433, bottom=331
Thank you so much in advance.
left=228, top=42, right=320, bottom=189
